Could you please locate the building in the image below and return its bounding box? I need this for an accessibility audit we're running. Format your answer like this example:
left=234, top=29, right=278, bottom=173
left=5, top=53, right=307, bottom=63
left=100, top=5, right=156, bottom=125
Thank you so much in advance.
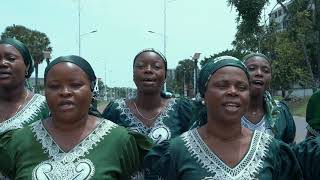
left=268, top=0, right=293, bottom=31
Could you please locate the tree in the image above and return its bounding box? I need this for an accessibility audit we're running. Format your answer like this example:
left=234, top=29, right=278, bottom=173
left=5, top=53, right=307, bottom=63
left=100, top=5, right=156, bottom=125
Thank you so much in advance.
left=175, top=59, right=196, bottom=97
left=200, top=49, right=246, bottom=67
left=1, top=25, right=52, bottom=93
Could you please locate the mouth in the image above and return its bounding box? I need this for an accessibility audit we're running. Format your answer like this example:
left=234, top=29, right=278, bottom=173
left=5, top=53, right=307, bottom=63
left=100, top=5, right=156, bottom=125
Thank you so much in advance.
left=251, top=80, right=264, bottom=87
left=58, top=100, right=75, bottom=111
left=222, top=102, right=241, bottom=112
left=0, top=71, right=11, bottom=78
left=141, top=77, right=157, bottom=85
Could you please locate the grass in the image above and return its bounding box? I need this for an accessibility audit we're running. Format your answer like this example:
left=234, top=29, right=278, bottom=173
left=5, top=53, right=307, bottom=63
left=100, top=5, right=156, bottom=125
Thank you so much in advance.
left=285, top=96, right=310, bottom=117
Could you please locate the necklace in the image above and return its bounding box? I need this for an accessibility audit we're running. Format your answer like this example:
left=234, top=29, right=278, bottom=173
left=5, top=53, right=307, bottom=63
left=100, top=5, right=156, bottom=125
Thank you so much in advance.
left=133, top=101, right=162, bottom=121
left=0, top=90, right=29, bottom=121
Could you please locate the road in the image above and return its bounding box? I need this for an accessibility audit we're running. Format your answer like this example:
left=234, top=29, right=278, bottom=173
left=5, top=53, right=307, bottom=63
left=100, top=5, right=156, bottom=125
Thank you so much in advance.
left=294, top=116, right=307, bottom=143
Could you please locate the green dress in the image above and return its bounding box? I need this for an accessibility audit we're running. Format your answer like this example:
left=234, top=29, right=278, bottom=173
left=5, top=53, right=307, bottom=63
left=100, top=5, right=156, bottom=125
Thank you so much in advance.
left=102, top=98, right=192, bottom=144
left=144, top=129, right=302, bottom=180
left=293, top=136, right=320, bottom=180
left=241, top=101, right=296, bottom=144
left=0, top=94, right=49, bottom=135
left=0, top=119, right=153, bottom=180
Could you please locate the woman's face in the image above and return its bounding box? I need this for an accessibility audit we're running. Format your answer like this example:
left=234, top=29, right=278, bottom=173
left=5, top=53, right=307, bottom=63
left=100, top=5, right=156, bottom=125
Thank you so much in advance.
left=45, top=62, right=92, bottom=121
left=0, top=44, right=26, bottom=88
left=133, top=52, right=166, bottom=93
left=245, top=56, right=271, bottom=96
left=204, top=66, right=250, bottom=122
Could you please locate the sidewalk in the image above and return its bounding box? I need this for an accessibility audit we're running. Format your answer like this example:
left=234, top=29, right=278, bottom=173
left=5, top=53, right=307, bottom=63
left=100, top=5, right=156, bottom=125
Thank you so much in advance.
left=293, top=116, right=307, bottom=143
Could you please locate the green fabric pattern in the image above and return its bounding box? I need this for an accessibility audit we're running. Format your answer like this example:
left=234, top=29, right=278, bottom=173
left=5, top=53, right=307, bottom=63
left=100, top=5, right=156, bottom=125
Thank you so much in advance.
left=293, top=136, right=320, bottom=180
left=102, top=98, right=193, bottom=144
left=198, top=56, right=249, bottom=97
left=145, top=130, right=302, bottom=180
left=0, top=119, right=153, bottom=180
left=0, top=38, right=34, bottom=78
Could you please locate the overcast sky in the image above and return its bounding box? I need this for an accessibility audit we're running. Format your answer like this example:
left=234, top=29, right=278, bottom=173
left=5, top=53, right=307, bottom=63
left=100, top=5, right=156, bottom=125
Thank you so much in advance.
left=2, top=0, right=278, bottom=88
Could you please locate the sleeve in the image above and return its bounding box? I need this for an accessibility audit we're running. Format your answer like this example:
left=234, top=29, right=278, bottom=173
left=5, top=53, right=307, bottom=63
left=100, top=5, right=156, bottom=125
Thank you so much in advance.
left=118, top=130, right=153, bottom=180
left=101, top=101, right=121, bottom=124
left=143, top=141, right=177, bottom=180
left=293, top=136, right=320, bottom=180
left=272, top=140, right=303, bottom=179
left=176, top=98, right=193, bottom=131
left=279, top=101, right=296, bottom=144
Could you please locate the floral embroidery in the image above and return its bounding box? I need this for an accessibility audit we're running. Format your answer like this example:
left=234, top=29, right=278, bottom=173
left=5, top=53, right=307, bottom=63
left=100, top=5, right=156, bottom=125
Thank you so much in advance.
left=31, top=119, right=117, bottom=180
left=115, top=99, right=174, bottom=143
left=182, top=130, right=272, bottom=180
left=0, top=94, right=46, bottom=134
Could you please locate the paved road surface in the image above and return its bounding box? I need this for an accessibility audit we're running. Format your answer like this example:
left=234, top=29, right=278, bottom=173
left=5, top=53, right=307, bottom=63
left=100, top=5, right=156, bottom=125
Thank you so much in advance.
left=294, top=116, right=307, bottom=143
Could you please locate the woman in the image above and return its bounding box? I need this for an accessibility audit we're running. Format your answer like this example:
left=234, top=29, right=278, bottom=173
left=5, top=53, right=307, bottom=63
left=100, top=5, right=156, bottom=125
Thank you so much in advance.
left=144, top=56, right=302, bottom=179
left=0, top=55, right=152, bottom=179
left=241, top=53, right=296, bottom=143
left=102, top=49, right=192, bottom=144
left=293, top=90, right=320, bottom=179
left=0, top=38, right=48, bottom=135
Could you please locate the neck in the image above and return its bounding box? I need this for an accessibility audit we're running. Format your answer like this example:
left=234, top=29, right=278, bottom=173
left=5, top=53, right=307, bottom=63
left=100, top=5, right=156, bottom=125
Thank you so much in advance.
left=135, top=91, right=162, bottom=110
left=50, top=115, right=91, bottom=132
left=205, top=116, right=243, bottom=141
left=248, top=93, right=264, bottom=112
left=0, top=85, right=26, bottom=102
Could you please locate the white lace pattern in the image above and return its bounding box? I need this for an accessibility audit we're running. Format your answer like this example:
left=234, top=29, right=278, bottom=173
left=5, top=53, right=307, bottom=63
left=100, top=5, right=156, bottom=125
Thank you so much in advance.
left=0, top=94, right=46, bottom=134
left=115, top=99, right=175, bottom=143
left=182, top=130, right=272, bottom=180
left=241, top=116, right=274, bottom=137
left=31, top=119, right=117, bottom=180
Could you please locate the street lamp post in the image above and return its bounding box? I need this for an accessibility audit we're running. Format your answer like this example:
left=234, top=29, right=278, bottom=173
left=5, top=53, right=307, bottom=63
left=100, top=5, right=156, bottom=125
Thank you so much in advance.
left=79, top=30, right=97, bottom=56
left=192, top=53, right=201, bottom=97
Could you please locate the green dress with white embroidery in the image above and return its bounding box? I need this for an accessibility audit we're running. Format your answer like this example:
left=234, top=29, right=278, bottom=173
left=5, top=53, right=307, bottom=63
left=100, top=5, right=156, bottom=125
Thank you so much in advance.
left=144, top=130, right=302, bottom=180
left=0, top=94, right=49, bottom=136
left=102, top=98, right=192, bottom=144
left=0, top=119, right=153, bottom=180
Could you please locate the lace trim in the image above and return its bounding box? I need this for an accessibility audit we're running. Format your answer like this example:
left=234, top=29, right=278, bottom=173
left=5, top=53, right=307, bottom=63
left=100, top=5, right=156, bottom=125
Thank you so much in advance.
left=0, top=94, right=46, bottom=134
left=182, top=130, right=272, bottom=179
left=31, top=119, right=117, bottom=163
left=241, top=116, right=274, bottom=137
left=115, top=98, right=175, bottom=134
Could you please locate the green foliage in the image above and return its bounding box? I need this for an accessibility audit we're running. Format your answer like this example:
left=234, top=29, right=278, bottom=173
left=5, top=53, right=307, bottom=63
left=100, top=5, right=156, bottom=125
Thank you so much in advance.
left=1, top=25, right=52, bottom=92
left=271, top=32, right=311, bottom=91
left=1, top=25, right=52, bottom=65
left=175, top=59, right=196, bottom=96
left=200, top=49, right=246, bottom=67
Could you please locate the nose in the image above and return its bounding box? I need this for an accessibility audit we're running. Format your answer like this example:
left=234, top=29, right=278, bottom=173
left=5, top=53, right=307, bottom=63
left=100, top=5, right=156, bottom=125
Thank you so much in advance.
left=144, top=64, right=152, bottom=73
left=226, top=86, right=238, bottom=96
left=60, top=86, right=72, bottom=97
left=255, top=68, right=263, bottom=77
left=0, top=58, right=9, bottom=66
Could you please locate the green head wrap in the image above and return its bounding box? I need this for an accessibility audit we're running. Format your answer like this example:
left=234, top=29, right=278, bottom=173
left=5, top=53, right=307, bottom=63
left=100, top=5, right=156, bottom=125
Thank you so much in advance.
left=44, top=55, right=101, bottom=117
left=243, top=52, right=271, bottom=65
left=198, top=56, right=250, bottom=98
left=306, top=90, right=320, bottom=135
left=0, top=38, right=34, bottom=78
left=133, top=48, right=167, bottom=78
left=44, top=55, right=97, bottom=92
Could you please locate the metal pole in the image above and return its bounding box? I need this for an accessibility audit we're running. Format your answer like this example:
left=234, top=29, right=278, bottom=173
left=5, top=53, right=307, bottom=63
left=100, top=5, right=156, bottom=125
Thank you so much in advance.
left=163, top=0, right=167, bottom=92
left=78, top=0, right=81, bottom=56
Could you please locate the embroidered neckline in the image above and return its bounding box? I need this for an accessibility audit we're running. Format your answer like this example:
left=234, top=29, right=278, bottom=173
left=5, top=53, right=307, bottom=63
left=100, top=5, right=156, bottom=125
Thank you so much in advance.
left=0, top=94, right=46, bottom=134
left=31, top=119, right=117, bottom=163
left=115, top=98, right=175, bottom=134
left=241, top=116, right=274, bottom=136
left=182, top=129, right=272, bottom=179
left=241, top=115, right=266, bottom=128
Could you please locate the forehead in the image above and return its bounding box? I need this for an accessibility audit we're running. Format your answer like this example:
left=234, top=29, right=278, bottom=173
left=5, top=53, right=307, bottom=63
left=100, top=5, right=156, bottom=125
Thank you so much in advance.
left=135, top=52, right=164, bottom=64
left=210, top=66, right=248, bottom=82
left=245, top=56, right=270, bottom=67
left=0, top=44, right=21, bottom=56
left=46, top=62, right=89, bottom=80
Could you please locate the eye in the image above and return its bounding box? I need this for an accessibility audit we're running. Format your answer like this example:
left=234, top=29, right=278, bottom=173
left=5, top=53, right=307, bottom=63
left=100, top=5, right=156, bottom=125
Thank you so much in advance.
left=70, top=82, right=84, bottom=89
left=46, top=83, right=60, bottom=90
left=5, top=55, right=16, bottom=62
left=152, top=64, right=162, bottom=70
left=247, top=66, right=255, bottom=71
left=238, top=84, right=249, bottom=91
left=214, top=82, right=228, bottom=89
left=263, top=67, right=271, bottom=73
